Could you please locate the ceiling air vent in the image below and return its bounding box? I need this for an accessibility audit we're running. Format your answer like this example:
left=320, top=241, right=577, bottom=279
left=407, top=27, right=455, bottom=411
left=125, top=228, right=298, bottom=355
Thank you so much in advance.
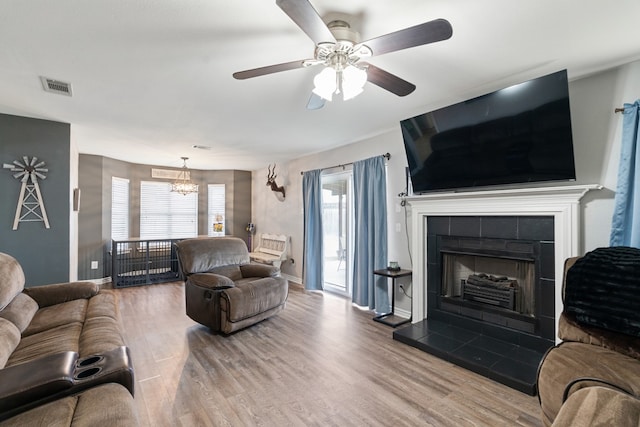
left=40, top=77, right=73, bottom=96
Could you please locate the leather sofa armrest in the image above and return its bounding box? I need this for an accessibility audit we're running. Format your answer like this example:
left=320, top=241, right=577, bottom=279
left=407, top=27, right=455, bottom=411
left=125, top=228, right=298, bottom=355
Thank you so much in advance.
left=187, top=273, right=235, bottom=290
left=0, top=351, right=77, bottom=418
left=240, top=263, right=279, bottom=278
left=23, top=282, right=100, bottom=307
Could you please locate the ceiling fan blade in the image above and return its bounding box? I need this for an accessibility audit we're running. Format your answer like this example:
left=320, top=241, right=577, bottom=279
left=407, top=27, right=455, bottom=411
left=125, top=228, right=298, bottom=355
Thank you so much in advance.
left=306, top=92, right=325, bottom=110
left=358, top=18, right=452, bottom=57
left=233, top=60, right=308, bottom=80
left=363, top=63, right=416, bottom=97
left=276, top=0, right=336, bottom=45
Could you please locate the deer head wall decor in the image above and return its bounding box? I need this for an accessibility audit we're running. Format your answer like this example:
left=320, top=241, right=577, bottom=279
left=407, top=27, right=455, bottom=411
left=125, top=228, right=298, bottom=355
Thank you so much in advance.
left=266, top=164, right=286, bottom=199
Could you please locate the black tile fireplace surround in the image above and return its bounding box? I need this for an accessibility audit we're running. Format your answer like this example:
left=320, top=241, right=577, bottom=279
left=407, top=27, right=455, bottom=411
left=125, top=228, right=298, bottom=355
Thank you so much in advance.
left=394, top=215, right=556, bottom=395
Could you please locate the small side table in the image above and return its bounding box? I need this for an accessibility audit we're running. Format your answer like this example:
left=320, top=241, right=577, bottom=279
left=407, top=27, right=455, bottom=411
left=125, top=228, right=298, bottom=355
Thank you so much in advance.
left=373, top=268, right=412, bottom=327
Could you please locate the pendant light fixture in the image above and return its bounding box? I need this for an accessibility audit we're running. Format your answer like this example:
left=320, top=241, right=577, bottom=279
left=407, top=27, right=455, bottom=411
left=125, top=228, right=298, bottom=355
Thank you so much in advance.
left=171, top=157, right=199, bottom=195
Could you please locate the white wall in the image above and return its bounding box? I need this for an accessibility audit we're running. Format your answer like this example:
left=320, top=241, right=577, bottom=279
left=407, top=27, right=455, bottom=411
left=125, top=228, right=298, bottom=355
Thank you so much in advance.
left=571, top=60, right=640, bottom=252
left=251, top=130, right=411, bottom=284
left=251, top=59, right=640, bottom=313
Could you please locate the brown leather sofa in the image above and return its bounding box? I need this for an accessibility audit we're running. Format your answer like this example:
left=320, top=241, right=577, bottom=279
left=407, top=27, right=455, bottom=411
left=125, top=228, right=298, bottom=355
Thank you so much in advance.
left=176, top=236, right=289, bottom=334
left=537, top=247, right=640, bottom=426
left=0, top=252, right=138, bottom=425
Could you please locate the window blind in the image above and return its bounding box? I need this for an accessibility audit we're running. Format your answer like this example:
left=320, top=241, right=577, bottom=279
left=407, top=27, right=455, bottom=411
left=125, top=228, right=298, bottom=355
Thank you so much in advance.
left=140, top=181, right=198, bottom=239
left=111, top=177, right=129, bottom=240
left=208, top=184, right=226, bottom=236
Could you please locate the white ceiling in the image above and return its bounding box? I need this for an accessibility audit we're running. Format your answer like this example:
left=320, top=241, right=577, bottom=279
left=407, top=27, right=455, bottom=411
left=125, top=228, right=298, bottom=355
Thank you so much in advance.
left=1, top=0, right=639, bottom=171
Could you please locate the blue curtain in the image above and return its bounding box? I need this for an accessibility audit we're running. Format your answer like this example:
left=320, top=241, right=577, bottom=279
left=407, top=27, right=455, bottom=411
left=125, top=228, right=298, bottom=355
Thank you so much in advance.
left=610, top=100, right=640, bottom=248
left=352, top=156, right=389, bottom=312
left=302, top=169, right=324, bottom=290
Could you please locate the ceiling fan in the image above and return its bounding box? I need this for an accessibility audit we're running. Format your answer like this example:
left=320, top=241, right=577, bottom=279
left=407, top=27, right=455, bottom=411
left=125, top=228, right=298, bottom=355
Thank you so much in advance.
left=232, top=0, right=453, bottom=109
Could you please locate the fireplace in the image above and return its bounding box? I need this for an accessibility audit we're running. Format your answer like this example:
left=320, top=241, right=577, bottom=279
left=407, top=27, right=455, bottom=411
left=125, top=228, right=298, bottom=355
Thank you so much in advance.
left=426, top=218, right=556, bottom=343
left=392, top=185, right=599, bottom=394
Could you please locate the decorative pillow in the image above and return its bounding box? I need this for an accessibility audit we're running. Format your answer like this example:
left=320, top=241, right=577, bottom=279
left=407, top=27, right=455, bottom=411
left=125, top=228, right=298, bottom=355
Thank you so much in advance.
left=565, top=246, right=640, bottom=338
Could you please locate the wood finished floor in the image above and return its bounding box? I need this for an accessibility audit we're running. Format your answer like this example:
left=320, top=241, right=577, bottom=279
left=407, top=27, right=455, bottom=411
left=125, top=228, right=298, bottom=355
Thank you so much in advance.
left=116, top=282, right=543, bottom=426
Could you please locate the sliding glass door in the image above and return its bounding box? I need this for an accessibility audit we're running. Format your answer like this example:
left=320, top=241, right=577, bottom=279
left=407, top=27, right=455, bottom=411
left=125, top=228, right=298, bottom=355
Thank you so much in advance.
left=321, top=171, right=353, bottom=296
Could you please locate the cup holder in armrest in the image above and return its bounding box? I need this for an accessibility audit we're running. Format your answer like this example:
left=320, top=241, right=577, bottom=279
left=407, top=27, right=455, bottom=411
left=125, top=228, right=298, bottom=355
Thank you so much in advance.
left=74, top=367, right=102, bottom=380
left=77, top=355, right=104, bottom=367
left=68, top=347, right=135, bottom=396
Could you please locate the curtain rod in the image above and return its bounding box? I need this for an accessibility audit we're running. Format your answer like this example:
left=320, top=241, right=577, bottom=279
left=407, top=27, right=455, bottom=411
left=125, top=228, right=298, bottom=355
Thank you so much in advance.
left=300, top=152, right=391, bottom=175
left=615, top=107, right=625, bottom=113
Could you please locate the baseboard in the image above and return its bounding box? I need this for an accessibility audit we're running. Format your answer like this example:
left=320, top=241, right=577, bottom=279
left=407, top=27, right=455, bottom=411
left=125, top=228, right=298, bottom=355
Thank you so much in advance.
left=394, top=307, right=411, bottom=320
left=282, top=273, right=302, bottom=286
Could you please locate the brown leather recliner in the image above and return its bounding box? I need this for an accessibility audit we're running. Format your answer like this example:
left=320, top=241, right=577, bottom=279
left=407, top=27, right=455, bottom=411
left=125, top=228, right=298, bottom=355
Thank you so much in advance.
left=175, top=236, right=288, bottom=334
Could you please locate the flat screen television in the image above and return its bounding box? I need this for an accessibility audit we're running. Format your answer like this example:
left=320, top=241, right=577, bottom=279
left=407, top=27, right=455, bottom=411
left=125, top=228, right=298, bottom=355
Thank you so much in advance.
left=401, top=70, right=576, bottom=194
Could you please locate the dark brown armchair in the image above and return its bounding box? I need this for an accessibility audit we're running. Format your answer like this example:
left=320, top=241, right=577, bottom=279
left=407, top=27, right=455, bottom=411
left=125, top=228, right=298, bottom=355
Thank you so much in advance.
left=175, top=236, right=288, bottom=334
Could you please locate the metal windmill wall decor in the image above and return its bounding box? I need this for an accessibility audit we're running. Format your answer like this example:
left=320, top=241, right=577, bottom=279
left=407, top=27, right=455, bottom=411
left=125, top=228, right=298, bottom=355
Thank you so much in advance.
left=3, top=156, right=50, bottom=230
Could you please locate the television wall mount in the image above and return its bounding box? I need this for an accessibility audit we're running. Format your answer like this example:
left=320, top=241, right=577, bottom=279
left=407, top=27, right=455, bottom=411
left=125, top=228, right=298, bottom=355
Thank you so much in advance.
left=3, top=156, right=50, bottom=230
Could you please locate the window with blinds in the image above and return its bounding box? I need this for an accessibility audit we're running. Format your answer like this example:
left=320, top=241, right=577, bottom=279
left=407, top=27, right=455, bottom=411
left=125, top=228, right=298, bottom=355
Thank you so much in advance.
left=111, top=177, right=130, bottom=240
left=140, top=181, right=198, bottom=239
left=208, top=184, right=226, bottom=236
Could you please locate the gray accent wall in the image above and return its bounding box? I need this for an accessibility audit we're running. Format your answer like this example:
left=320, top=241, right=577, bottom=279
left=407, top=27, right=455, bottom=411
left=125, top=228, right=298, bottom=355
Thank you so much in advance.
left=0, top=113, right=71, bottom=286
left=78, top=154, right=252, bottom=280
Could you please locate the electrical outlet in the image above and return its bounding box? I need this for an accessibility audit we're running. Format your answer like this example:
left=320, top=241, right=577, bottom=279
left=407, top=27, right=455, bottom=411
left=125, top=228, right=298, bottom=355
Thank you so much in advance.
left=90, top=261, right=98, bottom=270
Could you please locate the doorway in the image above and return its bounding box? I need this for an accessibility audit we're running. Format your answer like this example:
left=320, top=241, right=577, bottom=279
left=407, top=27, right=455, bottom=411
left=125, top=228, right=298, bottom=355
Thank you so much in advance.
left=321, top=171, right=353, bottom=296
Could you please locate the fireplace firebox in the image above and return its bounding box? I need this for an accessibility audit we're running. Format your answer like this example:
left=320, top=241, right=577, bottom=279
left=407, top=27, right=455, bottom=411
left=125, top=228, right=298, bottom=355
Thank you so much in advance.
left=427, top=217, right=556, bottom=343
left=440, top=250, right=536, bottom=328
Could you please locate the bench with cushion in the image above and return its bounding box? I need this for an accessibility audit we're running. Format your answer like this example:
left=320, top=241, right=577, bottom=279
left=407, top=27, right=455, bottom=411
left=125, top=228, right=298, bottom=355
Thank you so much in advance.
left=248, top=233, right=288, bottom=268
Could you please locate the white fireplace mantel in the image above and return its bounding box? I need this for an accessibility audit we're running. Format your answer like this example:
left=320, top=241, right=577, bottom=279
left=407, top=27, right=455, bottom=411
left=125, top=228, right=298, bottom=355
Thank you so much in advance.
left=407, top=184, right=602, bottom=342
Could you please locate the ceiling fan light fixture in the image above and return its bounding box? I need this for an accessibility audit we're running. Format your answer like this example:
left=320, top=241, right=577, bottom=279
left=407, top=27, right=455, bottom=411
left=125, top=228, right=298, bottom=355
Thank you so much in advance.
left=342, top=65, right=367, bottom=100
left=312, top=67, right=337, bottom=101
left=170, top=157, right=199, bottom=195
left=312, top=64, right=367, bottom=102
